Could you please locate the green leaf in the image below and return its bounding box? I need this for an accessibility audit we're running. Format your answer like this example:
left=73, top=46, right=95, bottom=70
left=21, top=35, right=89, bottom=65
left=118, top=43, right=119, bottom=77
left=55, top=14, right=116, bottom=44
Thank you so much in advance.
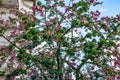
left=85, top=33, right=92, bottom=38
left=62, top=41, right=69, bottom=47
left=7, top=68, right=26, bottom=78
left=0, top=71, right=5, bottom=76
left=91, top=48, right=97, bottom=54
left=109, top=40, right=116, bottom=46
left=66, top=48, right=75, bottom=56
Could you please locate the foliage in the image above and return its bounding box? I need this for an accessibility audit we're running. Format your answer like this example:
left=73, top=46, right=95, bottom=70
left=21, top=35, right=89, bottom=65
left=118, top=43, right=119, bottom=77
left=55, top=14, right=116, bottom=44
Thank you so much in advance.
left=0, top=0, right=120, bottom=80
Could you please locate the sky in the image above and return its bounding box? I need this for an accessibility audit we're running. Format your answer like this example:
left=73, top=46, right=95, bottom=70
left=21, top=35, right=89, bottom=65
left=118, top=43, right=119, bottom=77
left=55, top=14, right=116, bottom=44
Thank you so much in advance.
left=36, top=0, right=120, bottom=37
left=38, top=0, right=120, bottom=16
left=91, top=0, right=120, bottom=16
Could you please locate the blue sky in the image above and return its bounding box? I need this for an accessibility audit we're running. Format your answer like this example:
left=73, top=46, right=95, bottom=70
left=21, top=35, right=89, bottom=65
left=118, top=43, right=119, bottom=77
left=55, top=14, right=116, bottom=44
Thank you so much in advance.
left=91, top=0, right=120, bottom=16
left=38, top=0, right=120, bottom=16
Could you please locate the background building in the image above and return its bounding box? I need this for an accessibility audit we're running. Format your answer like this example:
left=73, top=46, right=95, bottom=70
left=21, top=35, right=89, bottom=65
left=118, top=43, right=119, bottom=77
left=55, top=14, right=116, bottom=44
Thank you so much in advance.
left=0, top=0, right=34, bottom=79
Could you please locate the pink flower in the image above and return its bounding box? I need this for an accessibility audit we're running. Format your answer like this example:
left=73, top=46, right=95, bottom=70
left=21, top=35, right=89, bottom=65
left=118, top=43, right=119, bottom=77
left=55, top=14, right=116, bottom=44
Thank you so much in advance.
left=62, top=75, right=65, bottom=80
left=0, top=20, right=4, bottom=24
left=30, top=68, right=37, bottom=74
left=105, top=26, right=109, bottom=31
left=114, top=45, right=119, bottom=49
left=46, top=21, right=52, bottom=26
left=19, top=22, right=24, bottom=29
left=117, top=75, right=120, bottom=79
left=113, top=59, right=120, bottom=67
left=51, top=4, right=55, bottom=9
left=48, top=51, right=53, bottom=57
left=91, top=66, right=94, bottom=70
left=54, top=38, right=59, bottom=42
left=0, top=46, right=10, bottom=55
left=68, top=62, right=76, bottom=67
left=101, top=16, right=108, bottom=21
left=90, top=0, right=95, bottom=3
left=91, top=10, right=101, bottom=17
left=19, top=39, right=28, bottom=47
left=29, top=50, right=32, bottom=53
left=9, top=9, right=15, bottom=14
left=69, top=74, right=73, bottom=80
left=58, top=3, right=65, bottom=7
left=32, top=6, right=44, bottom=16
left=41, top=73, right=46, bottom=76
left=67, top=14, right=72, bottom=19
left=10, top=27, right=23, bottom=37
left=9, top=51, right=16, bottom=62
left=10, top=31, right=21, bottom=37
left=54, top=23, right=62, bottom=31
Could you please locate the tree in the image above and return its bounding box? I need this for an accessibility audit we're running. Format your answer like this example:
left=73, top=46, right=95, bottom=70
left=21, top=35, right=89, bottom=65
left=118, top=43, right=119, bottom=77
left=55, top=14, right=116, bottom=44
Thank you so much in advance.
left=0, top=0, right=120, bottom=80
